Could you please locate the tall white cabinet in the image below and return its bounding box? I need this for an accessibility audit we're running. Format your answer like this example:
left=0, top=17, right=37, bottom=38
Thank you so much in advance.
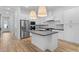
left=64, top=7, right=79, bottom=44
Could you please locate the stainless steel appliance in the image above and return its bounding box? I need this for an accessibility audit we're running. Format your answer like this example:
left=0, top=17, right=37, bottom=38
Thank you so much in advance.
left=0, top=14, right=1, bottom=36
left=20, top=20, right=30, bottom=39
left=30, top=21, right=36, bottom=30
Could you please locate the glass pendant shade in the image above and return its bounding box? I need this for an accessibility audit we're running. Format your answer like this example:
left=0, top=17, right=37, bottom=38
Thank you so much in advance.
left=30, top=10, right=37, bottom=19
left=38, top=6, right=47, bottom=17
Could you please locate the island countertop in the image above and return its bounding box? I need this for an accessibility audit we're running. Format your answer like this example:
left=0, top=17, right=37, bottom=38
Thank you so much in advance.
left=30, top=30, right=58, bottom=36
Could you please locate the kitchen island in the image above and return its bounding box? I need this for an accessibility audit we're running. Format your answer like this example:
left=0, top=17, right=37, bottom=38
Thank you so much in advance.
left=30, top=30, right=58, bottom=51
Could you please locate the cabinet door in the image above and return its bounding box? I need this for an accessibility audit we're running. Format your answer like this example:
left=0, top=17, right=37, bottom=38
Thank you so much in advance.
left=64, top=7, right=79, bottom=24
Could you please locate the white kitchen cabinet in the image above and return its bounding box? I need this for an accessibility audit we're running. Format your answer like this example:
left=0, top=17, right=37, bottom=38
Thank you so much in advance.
left=51, top=33, right=58, bottom=51
left=64, top=7, right=79, bottom=44
left=64, top=23, right=79, bottom=44
left=31, top=31, right=58, bottom=51
left=64, top=7, right=79, bottom=24
left=58, top=31, right=64, bottom=39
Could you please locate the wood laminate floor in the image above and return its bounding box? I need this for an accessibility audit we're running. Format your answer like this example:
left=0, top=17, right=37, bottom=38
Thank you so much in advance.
left=54, top=39, right=79, bottom=52
left=0, top=32, right=79, bottom=52
left=0, top=32, right=43, bottom=52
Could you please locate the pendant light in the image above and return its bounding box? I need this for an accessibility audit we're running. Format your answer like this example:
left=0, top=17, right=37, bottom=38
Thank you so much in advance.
left=38, top=6, right=47, bottom=17
left=30, top=10, right=37, bottom=19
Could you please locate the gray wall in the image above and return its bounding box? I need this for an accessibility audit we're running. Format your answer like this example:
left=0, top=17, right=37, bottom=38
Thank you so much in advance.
left=14, top=7, right=21, bottom=39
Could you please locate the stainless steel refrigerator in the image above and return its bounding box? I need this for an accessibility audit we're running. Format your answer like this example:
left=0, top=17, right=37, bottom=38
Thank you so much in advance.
left=20, top=20, right=30, bottom=39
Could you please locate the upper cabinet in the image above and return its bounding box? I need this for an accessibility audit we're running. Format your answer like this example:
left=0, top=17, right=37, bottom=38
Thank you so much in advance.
left=64, top=7, right=79, bottom=24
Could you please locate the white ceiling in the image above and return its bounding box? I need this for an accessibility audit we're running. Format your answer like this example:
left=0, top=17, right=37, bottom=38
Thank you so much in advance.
left=22, top=6, right=78, bottom=14
left=24, top=6, right=78, bottom=11
left=0, top=6, right=78, bottom=15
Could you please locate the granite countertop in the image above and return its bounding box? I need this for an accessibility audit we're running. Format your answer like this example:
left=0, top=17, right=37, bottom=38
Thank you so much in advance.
left=40, top=27, right=64, bottom=31
left=30, top=30, right=58, bottom=36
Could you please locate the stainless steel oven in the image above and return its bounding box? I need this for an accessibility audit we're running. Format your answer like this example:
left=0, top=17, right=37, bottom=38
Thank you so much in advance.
left=30, top=21, right=36, bottom=30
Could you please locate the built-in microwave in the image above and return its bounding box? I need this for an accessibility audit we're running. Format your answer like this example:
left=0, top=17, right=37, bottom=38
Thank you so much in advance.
left=30, top=21, right=35, bottom=25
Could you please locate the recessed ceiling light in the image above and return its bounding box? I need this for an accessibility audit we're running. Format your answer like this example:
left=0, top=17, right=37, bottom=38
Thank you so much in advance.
left=6, top=12, right=9, bottom=14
